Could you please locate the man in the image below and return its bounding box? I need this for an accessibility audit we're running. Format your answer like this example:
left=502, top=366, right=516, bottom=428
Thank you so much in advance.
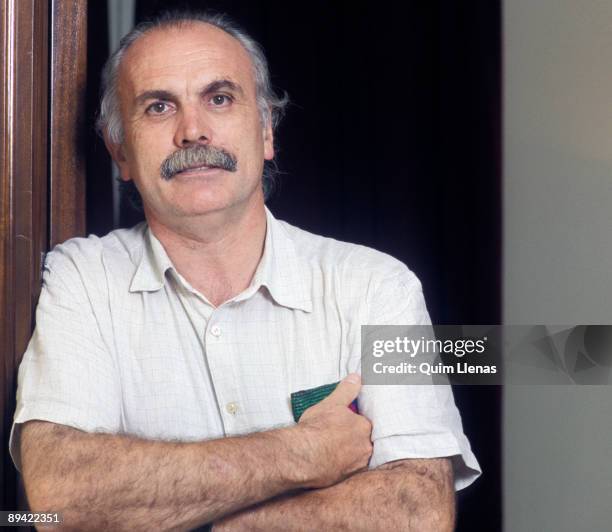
left=11, top=10, right=480, bottom=531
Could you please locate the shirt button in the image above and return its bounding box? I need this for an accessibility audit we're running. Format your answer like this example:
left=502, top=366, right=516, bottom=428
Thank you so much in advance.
left=211, top=325, right=222, bottom=337
left=226, top=402, right=238, bottom=415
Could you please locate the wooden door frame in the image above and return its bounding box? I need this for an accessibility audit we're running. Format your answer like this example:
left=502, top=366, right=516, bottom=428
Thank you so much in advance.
left=49, top=0, right=87, bottom=247
left=1, top=0, right=87, bottom=509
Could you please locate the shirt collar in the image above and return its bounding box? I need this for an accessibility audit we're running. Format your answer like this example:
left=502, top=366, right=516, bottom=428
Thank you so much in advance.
left=244, top=207, right=312, bottom=312
left=129, top=224, right=174, bottom=293
left=129, top=207, right=312, bottom=313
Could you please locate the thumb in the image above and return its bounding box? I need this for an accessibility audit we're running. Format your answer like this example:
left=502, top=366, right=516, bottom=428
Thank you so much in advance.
left=326, top=373, right=361, bottom=406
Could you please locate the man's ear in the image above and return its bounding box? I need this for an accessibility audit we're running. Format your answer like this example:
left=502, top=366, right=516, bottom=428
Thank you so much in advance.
left=263, top=111, right=275, bottom=161
left=103, top=131, right=131, bottom=181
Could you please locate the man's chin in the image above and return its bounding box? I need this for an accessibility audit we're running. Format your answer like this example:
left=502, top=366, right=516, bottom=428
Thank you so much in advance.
left=146, top=181, right=263, bottom=221
left=168, top=191, right=250, bottom=218
left=172, top=199, right=234, bottom=218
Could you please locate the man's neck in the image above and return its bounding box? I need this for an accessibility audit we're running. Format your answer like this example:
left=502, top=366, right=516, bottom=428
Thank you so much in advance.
left=146, top=200, right=268, bottom=307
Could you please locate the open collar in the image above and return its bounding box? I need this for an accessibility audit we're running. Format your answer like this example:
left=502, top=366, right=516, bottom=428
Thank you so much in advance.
left=128, top=224, right=174, bottom=293
left=128, top=208, right=312, bottom=313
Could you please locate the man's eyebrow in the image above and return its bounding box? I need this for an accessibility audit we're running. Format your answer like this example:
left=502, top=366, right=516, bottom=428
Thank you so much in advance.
left=134, top=89, right=176, bottom=107
left=201, top=79, right=245, bottom=98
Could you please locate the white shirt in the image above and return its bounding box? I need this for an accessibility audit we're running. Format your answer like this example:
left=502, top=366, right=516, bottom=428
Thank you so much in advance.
left=10, top=207, right=480, bottom=489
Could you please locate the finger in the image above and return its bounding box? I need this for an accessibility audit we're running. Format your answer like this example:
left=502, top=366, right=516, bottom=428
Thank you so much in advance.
left=325, top=373, right=361, bottom=406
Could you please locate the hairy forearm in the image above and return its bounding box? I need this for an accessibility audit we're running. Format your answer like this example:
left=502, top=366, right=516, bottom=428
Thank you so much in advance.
left=21, top=421, right=305, bottom=531
left=215, top=458, right=455, bottom=532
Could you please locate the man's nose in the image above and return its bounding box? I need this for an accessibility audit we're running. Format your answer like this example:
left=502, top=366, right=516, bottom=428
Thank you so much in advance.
left=174, top=106, right=213, bottom=147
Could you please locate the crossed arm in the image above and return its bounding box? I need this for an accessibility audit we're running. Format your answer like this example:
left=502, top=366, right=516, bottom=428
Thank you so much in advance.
left=20, top=377, right=455, bottom=531
left=213, top=457, right=454, bottom=531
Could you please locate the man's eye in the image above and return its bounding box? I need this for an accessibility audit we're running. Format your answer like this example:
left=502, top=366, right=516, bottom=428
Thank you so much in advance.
left=146, top=102, right=171, bottom=115
left=210, top=94, right=232, bottom=106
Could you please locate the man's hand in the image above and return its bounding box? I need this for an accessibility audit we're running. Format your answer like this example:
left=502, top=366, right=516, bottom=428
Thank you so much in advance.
left=212, top=375, right=455, bottom=531
left=292, top=373, right=373, bottom=488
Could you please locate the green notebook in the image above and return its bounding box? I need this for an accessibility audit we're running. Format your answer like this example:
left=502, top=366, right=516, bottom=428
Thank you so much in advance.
left=290, top=381, right=359, bottom=422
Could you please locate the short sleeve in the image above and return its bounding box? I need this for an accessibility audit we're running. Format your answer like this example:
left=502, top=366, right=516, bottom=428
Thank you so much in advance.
left=9, top=247, right=122, bottom=472
left=351, top=259, right=481, bottom=491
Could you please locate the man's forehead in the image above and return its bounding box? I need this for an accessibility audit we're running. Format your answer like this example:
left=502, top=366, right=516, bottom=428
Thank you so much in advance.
left=119, top=22, right=253, bottom=91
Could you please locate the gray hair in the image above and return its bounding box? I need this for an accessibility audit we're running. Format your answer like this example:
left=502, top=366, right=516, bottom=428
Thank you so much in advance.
left=96, top=9, right=288, bottom=202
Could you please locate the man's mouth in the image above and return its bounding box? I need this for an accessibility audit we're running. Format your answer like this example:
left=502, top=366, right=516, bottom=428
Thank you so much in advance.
left=176, top=165, right=220, bottom=175
left=160, top=145, right=238, bottom=180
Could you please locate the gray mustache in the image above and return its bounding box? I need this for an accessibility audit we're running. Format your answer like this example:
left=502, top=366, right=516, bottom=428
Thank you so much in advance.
left=160, top=145, right=238, bottom=180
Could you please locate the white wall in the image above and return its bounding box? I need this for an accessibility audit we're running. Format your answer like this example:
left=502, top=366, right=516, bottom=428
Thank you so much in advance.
left=503, top=1, right=612, bottom=530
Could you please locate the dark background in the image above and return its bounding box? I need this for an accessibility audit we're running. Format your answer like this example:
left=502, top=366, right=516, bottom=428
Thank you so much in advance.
left=87, top=1, right=502, bottom=530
